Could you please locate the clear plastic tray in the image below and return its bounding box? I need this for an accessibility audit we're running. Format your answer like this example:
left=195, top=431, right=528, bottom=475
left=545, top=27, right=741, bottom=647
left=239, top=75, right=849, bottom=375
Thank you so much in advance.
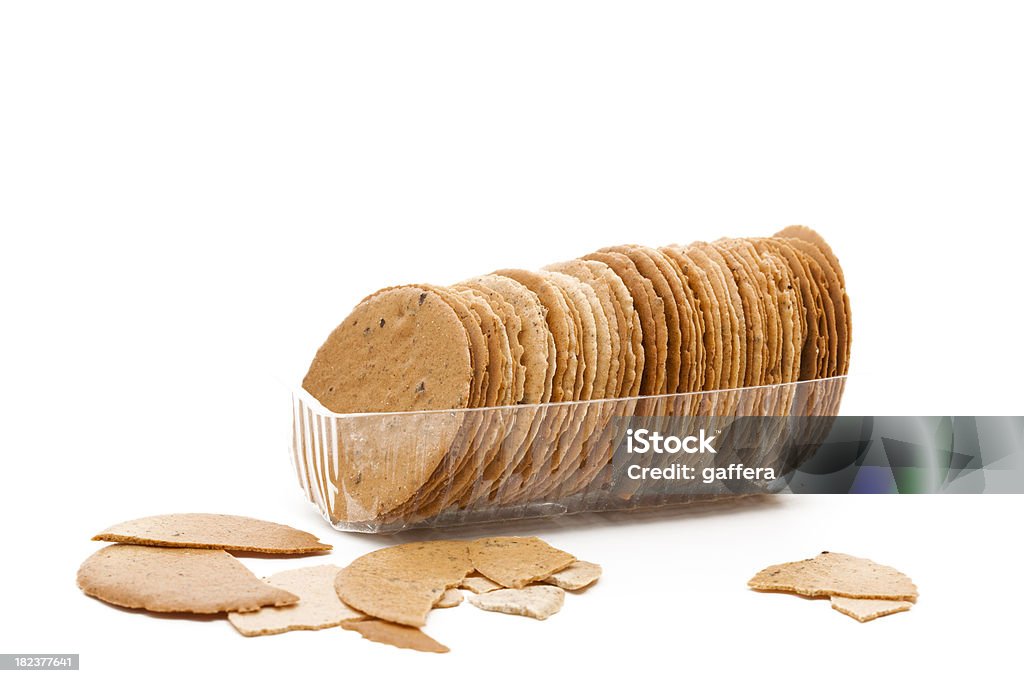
left=291, top=376, right=847, bottom=533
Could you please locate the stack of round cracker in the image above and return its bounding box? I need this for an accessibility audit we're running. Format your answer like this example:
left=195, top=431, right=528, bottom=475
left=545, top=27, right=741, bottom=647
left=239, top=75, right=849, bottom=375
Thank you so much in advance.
left=301, top=226, right=850, bottom=525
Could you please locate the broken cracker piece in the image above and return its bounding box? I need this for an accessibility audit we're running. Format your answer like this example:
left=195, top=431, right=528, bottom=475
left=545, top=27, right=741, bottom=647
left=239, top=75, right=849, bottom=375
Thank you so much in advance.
left=469, top=536, right=575, bottom=589
left=468, top=586, right=565, bottom=620
left=342, top=619, right=449, bottom=653
left=460, top=574, right=503, bottom=594
left=335, top=540, right=472, bottom=628
left=77, top=545, right=298, bottom=614
left=748, top=552, right=918, bottom=601
left=831, top=596, right=913, bottom=623
left=543, top=560, right=602, bottom=590
left=434, top=588, right=463, bottom=609
left=228, top=565, right=363, bottom=636
left=92, top=513, right=332, bottom=554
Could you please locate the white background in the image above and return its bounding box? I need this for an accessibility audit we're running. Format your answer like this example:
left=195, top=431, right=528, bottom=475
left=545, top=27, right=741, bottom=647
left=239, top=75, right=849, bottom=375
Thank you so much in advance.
left=2, top=2, right=1022, bottom=681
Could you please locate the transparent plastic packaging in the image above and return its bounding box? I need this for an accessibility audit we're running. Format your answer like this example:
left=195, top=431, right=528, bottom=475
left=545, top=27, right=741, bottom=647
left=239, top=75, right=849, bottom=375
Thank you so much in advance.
left=291, top=377, right=846, bottom=533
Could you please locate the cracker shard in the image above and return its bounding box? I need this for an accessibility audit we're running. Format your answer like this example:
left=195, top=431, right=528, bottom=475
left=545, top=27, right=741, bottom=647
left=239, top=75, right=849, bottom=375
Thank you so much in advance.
left=748, top=552, right=918, bottom=601
left=433, top=588, right=463, bottom=609
left=469, top=536, right=576, bottom=589
left=77, top=545, right=299, bottom=614
left=830, top=596, right=913, bottom=623
left=91, top=513, right=332, bottom=554
left=342, top=619, right=449, bottom=653
left=468, top=586, right=565, bottom=620
left=228, top=565, right=363, bottom=636
left=460, top=574, right=503, bottom=594
left=543, top=560, right=602, bottom=590
left=335, top=540, right=473, bottom=628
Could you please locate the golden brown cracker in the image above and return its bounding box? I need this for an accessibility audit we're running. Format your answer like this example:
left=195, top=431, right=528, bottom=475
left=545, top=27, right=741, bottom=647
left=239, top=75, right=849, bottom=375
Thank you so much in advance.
left=335, top=540, right=473, bottom=627
left=469, top=536, right=576, bottom=589
left=495, top=269, right=576, bottom=402
left=661, top=245, right=723, bottom=390
left=77, top=545, right=299, bottom=614
left=463, top=274, right=553, bottom=403
left=302, top=285, right=473, bottom=413
left=748, top=552, right=918, bottom=601
left=584, top=251, right=666, bottom=395
left=600, top=245, right=684, bottom=394
left=342, top=619, right=449, bottom=653
left=92, top=513, right=332, bottom=554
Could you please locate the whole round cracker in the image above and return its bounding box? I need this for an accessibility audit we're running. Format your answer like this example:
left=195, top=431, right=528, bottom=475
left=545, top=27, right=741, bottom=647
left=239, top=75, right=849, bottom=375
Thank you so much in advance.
left=463, top=274, right=553, bottom=403
left=227, top=565, right=364, bottom=636
left=545, top=266, right=615, bottom=399
left=652, top=245, right=705, bottom=393
left=583, top=251, right=667, bottom=395
left=776, top=225, right=851, bottom=371
left=77, top=545, right=299, bottom=614
left=583, top=259, right=644, bottom=397
left=755, top=245, right=804, bottom=384
left=546, top=271, right=600, bottom=401
left=721, top=238, right=782, bottom=385
left=661, top=245, right=723, bottom=390
left=798, top=249, right=838, bottom=378
left=373, top=285, right=499, bottom=519
left=739, top=239, right=783, bottom=383
left=748, top=551, right=918, bottom=601
left=420, top=285, right=489, bottom=406
left=452, top=276, right=554, bottom=507
left=523, top=272, right=608, bottom=499
left=774, top=228, right=851, bottom=376
left=453, top=287, right=513, bottom=406
left=755, top=237, right=823, bottom=381
left=302, top=285, right=473, bottom=413
left=645, top=244, right=703, bottom=393
left=684, top=242, right=746, bottom=389
left=454, top=282, right=526, bottom=403
left=600, top=245, right=685, bottom=394
left=711, top=241, right=766, bottom=386
left=532, top=267, right=620, bottom=499
left=494, top=269, right=576, bottom=402
left=486, top=271, right=578, bottom=502
left=398, top=287, right=517, bottom=518
left=91, top=514, right=332, bottom=554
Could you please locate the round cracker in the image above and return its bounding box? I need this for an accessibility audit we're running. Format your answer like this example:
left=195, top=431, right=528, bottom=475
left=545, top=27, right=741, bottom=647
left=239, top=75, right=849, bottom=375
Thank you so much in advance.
left=583, top=251, right=667, bottom=395
left=685, top=242, right=746, bottom=389
left=302, top=286, right=473, bottom=413
left=464, top=274, right=553, bottom=403
left=494, top=269, right=576, bottom=402
left=600, top=245, right=686, bottom=394
left=661, top=245, right=723, bottom=390
left=774, top=227, right=851, bottom=376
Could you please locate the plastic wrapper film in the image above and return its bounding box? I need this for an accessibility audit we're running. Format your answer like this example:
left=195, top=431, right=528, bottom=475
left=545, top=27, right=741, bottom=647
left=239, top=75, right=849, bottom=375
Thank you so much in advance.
left=292, top=376, right=846, bottom=533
